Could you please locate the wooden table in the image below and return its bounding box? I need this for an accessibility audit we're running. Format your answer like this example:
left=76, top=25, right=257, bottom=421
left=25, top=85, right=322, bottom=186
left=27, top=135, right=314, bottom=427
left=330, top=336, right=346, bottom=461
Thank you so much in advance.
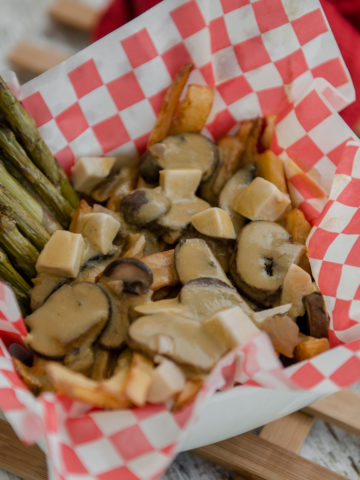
left=0, top=1, right=359, bottom=479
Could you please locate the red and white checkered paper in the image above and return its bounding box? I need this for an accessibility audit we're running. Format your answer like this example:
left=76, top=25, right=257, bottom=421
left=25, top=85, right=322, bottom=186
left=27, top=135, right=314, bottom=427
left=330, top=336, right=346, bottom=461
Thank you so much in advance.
left=0, top=0, right=360, bottom=478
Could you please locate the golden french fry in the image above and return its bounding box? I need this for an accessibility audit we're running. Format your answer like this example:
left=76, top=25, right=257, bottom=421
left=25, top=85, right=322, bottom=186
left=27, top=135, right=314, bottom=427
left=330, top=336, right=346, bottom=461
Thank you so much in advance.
left=256, top=149, right=288, bottom=194
left=260, top=115, right=276, bottom=150
left=141, top=249, right=179, bottom=290
left=147, top=62, right=193, bottom=147
left=14, top=357, right=53, bottom=395
left=69, top=199, right=92, bottom=233
left=125, top=352, right=153, bottom=407
left=91, top=348, right=112, bottom=381
left=237, top=117, right=264, bottom=165
left=170, top=84, right=214, bottom=135
left=285, top=208, right=311, bottom=245
left=172, top=379, right=203, bottom=412
left=294, top=337, right=330, bottom=361
left=122, top=233, right=146, bottom=259
left=212, top=136, right=245, bottom=195
left=47, top=350, right=134, bottom=408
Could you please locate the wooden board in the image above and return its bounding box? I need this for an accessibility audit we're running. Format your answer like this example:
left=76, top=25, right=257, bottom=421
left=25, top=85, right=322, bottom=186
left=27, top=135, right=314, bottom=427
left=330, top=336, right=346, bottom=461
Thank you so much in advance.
left=304, top=390, right=360, bottom=436
left=193, top=432, right=348, bottom=480
left=48, top=0, right=101, bottom=32
left=0, top=419, right=46, bottom=480
left=259, top=411, right=315, bottom=454
left=8, top=42, right=69, bottom=76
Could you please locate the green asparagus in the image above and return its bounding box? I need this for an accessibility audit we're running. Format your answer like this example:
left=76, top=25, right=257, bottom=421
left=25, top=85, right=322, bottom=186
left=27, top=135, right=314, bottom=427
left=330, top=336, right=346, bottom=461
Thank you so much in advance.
left=0, top=75, right=79, bottom=208
left=0, top=126, right=73, bottom=227
left=0, top=184, right=50, bottom=250
left=0, top=246, right=31, bottom=304
left=0, top=214, right=39, bottom=279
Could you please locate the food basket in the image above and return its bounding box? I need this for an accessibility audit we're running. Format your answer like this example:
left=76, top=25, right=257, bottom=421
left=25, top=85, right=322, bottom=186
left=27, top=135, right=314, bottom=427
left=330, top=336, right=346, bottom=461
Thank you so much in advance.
left=0, top=0, right=360, bottom=478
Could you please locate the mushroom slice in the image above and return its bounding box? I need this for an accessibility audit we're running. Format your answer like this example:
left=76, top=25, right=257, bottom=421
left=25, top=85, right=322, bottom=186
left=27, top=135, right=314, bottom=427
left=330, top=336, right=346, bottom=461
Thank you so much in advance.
left=219, top=166, right=254, bottom=234
left=99, top=291, right=152, bottom=350
left=175, top=238, right=231, bottom=286
left=303, top=292, right=329, bottom=339
left=30, top=274, right=68, bottom=311
left=140, top=133, right=219, bottom=183
left=64, top=347, right=94, bottom=375
left=179, top=278, right=253, bottom=321
left=121, top=188, right=171, bottom=227
left=134, top=298, right=184, bottom=316
left=25, top=282, right=110, bottom=358
left=100, top=258, right=153, bottom=295
left=128, top=312, right=226, bottom=372
left=77, top=249, right=119, bottom=284
left=232, top=221, right=305, bottom=305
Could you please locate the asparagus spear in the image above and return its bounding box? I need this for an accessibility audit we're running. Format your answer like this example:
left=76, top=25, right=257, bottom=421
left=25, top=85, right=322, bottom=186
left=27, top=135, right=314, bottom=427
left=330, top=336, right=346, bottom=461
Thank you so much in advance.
left=0, top=184, right=50, bottom=250
left=0, top=214, right=39, bottom=279
left=0, top=75, right=79, bottom=208
left=0, top=158, right=62, bottom=234
left=0, top=155, right=62, bottom=234
left=0, top=246, right=31, bottom=303
left=0, top=126, right=73, bottom=227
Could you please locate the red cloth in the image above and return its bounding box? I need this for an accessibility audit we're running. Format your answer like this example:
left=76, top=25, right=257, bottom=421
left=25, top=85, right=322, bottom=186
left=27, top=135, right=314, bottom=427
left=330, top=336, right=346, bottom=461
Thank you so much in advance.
left=94, top=0, right=360, bottom=129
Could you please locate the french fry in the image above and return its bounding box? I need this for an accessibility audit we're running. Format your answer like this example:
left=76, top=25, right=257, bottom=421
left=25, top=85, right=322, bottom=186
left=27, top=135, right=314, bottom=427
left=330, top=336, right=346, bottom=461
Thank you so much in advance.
left=285, top=208, right=311, bottom=245
left=91, top=348, right=112, bottom=381
left=14, top=357, right=53, bottom=395
left=125, top=352, right=153, bottom=407
left=122, top=233, right=146, bottom=259
left=46, top=351, right=133, bottom=409
left=69, top=199, right=92, bottom=233
left=147, top=62, right=193, bottom=147
left=211, top=136, right=245, bottom=196
left=141, top=249, right=179, bottom=290
left=169, top=84, right=214, bottom=135
left=238, top=117, right=264, bottom=165
left=172, top=379, right=203, bottom=412
left=294, top=336, right=330, bottom=361
left=260, top=115, right=276, bottom=150
left=256, top=150, right=288, bottom=194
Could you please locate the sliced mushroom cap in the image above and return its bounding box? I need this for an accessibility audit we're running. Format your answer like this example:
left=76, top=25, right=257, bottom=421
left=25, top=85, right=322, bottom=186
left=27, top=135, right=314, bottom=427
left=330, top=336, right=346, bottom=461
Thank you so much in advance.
left=232, top=221, right=305, bottom=305
left=99, top=291, right=152, bottom=350
left=179, top=277, right=253, bottom=321
left=175, top=238, right=231, bottom=286
left=303, top=292, right=329, bottom=338
left=64, top=347, right=94, bottom=375
left=100, top=258, right=153, bottom=295
left=121, top=188, right=171, bottom=227
left=25, top=282, right=111, bottom=358
left=128, top=312, right=226, bottom=372
left=139, top=133, right=219, bottom=183
left=30, top=274, right=68, bottom=311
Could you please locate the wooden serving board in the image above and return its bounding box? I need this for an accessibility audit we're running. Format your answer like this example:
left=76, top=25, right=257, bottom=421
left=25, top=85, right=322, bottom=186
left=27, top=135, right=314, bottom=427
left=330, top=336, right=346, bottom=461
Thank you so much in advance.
left=0, top=390, right=358, bottom=480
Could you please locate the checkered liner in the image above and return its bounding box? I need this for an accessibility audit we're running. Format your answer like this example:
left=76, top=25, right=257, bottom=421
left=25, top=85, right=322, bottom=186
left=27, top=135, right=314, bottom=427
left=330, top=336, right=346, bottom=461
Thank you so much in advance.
left=0, top=0, right=359, bottom=478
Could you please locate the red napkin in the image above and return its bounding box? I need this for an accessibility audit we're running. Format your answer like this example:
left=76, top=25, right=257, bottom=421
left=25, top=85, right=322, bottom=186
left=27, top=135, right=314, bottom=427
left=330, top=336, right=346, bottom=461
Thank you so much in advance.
left=93, top=0, right=360, bottom=129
